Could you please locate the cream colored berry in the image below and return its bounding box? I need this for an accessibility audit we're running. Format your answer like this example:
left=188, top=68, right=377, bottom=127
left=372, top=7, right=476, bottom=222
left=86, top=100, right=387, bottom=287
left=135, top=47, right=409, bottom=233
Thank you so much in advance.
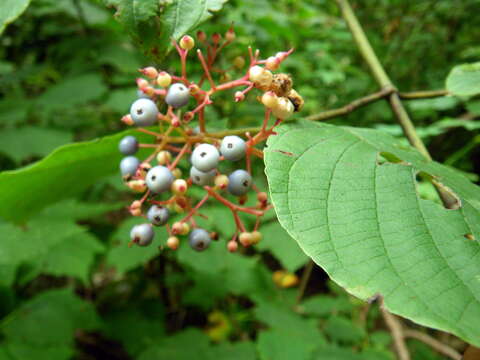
left=272, top=97, right=294, bottom=119
left=156, top=71, right=172, bottom=87
left=156, top=150, right=172, bottom=165
left=167, top=236, right=180, bottom=250
left=171, top=179, right=188, bottom=194
left=261, top=91, right=278, bottom=108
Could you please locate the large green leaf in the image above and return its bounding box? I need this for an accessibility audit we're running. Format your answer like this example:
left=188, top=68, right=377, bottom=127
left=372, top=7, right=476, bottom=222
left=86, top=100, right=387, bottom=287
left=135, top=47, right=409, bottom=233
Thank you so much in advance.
left=264, top=121, right=480, bottom=346
left=446, top=62, right=480, bottom=97
left=0, top=129, right=150, bottom=223
left=0, top=0, right=32, bottom=35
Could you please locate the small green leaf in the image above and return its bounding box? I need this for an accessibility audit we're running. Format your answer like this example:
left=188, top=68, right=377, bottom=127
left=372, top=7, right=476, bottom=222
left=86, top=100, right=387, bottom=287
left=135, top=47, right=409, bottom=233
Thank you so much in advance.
left=0, top=126, right=73, bottom=163
left=35, top=74, right=107, bottom=110
left=299, top=295, right=355, bottom=317
left=1, top=288, right=100, bottom=359
left=103, top=301, right=166, bottom=356
left=446, top=62, right=480, bottom=97
left=162, top=0, right=229, bottom=40
left=265, top=121, right=480, bottom=346
left=324, top=316, right=366, bottom=344
left=138, top=328, right=254, bottom=360
left=256, top=220, right=307, bottom=272
left=0, top=0, right=32, bottom=35
left=104, top=0, right=159, bottom=30
left=0, top=129, right=151, bottom=223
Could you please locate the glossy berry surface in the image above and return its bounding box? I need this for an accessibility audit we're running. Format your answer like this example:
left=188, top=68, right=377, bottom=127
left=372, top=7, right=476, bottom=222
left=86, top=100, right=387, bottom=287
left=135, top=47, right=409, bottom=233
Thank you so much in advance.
left=130, top=98, right=159, bottom=126
left=120, top=156, right=140, bottom=177
left=227, top=169, right=252, bottom=196
left=130, top=223, right=154, bottom=246
left=119, top=135, right=139, bottom=155
left=189, top=228, right=211, bottom=251
left=147, top=205, right=170, bottom=226
left=165, top=83, right=190, bottom=108
left=220, top=135, right=246, bottom=161
left=146, top=166, right=175, bottom=193
left=191, top=143, right=220, bottom=172
left=190, top=166, right=216, bottom=186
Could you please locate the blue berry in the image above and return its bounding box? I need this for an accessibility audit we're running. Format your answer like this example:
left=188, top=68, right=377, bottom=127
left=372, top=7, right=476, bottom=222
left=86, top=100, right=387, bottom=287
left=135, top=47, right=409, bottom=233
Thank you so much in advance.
left=146, top=165, right=174, bottom=193
left=165, top=83, right=190, bottom=108
left=119, top=135, right=139, bottom=155
left=147, top=205, right=170, bottom=226
left=191, top=143, right=220, bottom=172
left=189, top=228, right=211, bottom=251
left=120, top=156, right=140, bottom=177
left=190, top=166, right=216, bottom=186
left=220, top=136, right=246, bottom=161
left=130, top=223, right=154, bottom=246
left=130, top=98, right=158, bottom=126
left=227, top=169, right=252, bottom=196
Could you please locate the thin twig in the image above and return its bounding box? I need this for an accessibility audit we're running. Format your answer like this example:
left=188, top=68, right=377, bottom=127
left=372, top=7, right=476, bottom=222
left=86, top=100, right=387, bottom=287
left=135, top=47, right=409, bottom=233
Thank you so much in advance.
left=399, top=89, right=449, bottom=99
left=305, top=87, right=394, bottom=121
left=380, top=305, right=411, bottom=360
left=403, top=330, right=462, bottom=360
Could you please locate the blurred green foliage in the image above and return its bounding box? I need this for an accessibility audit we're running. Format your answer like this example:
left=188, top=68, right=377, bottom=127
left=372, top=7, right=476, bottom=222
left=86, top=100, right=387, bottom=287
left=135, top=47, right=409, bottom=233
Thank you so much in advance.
left=0, top=0, right=478, bottom=358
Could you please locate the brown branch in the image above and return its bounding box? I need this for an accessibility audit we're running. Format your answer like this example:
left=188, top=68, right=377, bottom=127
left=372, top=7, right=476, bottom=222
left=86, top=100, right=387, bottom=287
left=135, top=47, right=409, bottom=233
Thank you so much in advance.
left=304, top=87, right=447, bottom=123
left=403, top=330, right=462, bottom=360
left=305, top=87, right=395, bottom=121
left=380, top=305, right=411, bottom=360
left=399, top=89, right=449, bottom=100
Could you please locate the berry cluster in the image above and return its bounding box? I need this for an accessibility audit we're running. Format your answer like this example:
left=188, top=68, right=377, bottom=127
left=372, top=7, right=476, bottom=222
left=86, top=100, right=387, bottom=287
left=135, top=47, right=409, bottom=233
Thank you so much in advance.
left=117, top=28, right=303, bottom=253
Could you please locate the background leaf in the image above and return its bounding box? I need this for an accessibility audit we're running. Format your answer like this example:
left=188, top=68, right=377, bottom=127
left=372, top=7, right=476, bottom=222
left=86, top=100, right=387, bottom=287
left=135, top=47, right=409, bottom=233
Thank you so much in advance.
left=0, top=129, right=150, bottom=223
left=446, top=62, right=480, bottom=97
left=0, top=0, right=32, bottom=35
left=0, top=126, right=73, bottom=164
left=265, top=121, right=480, bottom=346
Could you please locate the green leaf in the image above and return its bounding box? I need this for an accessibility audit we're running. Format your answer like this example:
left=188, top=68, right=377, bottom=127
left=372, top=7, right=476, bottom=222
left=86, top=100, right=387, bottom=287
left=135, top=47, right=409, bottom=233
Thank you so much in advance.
left=32, top=232, right=105, bottom=283
left=0, top=126, right=73, bottom=163
left=0, top=129, right=151, bottom=223
left=298, top=295, right=355, bottom=317
left=256, top=220, right=307, bottom=272
left=35, top=74, right=107, bottom=110
left=0, top=201, right=111, bottom=283
left=138, top=328, right=255, bottom=360
left=163, top=0, right=229, bottom=40
left=104, top=0, right=159, bottom=30
left=0, top=288, right=100, bottom=359
left=176, top=237, right=261, bottom=307
left=446, top=62, right=480, bottom=97
left=323, top=316, right=366, bottom=344
left=0, top=0, right=32, bottom=35
left=103, top=301, right=165, bottom=356
left=264, top=121, right=480, bottom=346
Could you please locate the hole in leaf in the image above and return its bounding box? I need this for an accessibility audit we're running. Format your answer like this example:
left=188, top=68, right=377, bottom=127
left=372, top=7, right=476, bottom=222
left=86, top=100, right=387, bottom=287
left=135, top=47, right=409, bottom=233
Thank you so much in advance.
left=377, top=152, right=405, bottom=165
left=415, top=172, right=461, bottom=210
